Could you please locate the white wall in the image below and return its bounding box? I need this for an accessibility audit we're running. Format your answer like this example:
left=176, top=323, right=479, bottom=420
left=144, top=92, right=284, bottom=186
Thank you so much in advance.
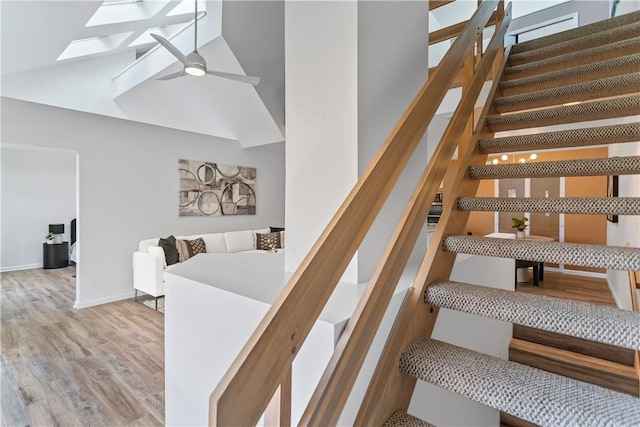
left=285, top=1, right=429, bottom=283
left=1, top=146, right=77, bottom=271
left=607, top=139, right=640, bottom=309
left=1, top=97, right=285, bottom=308
left=284, top=1, right=360, bottom=281
left=357, top=1, right=430, bottom=282
left=409, top=254, right=514, bottom=426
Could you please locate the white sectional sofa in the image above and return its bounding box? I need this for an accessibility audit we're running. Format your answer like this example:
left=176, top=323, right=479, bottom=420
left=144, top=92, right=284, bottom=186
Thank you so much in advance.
left=133, top=228, right=278, bottom=300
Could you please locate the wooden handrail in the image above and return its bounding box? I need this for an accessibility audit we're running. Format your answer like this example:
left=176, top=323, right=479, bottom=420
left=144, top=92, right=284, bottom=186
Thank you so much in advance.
left=428, top=65, right=493, bottom=88
left=430, top=11, right=497, bottom=45
left=264, top=366, right=292, bottom=427
left=210, top=1, right=503, bottom=426
left=299, top=3, right=511, bottom=425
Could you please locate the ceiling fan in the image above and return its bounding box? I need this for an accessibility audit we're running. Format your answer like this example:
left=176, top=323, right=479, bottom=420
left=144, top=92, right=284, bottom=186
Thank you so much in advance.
left=151, top=1, right=260, bottom=85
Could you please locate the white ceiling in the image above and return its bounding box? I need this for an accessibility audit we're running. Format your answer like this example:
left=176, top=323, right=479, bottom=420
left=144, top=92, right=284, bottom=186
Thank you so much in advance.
left=0, top=0, right=606, bottom=149
left=0, top=0, right=284, bottom=148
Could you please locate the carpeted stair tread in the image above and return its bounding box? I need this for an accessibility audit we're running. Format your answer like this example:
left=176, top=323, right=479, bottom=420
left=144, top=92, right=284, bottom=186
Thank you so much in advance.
left=510, top=10, right=640, bottom=55
left=485, top=95, right=640, bottom=132
left=456, top=197, right=640, bottom=215
left=504, top=36, right=640, bottom=80
left=508, top=20, right=640, bottom=67
left=468, top=156, right=640, bottom=179
left=424, top=280, right=640, bottom=350
left=383, top=410, right=435, bottom=427
left=478, top=123, right=640, bottom=153
left=493, top=73, right=640, bottom=113
left=499, top=53, right=640, bottom=96
left=399, top=338, right=640, bottom=426
left=441, top=235, right=640, bottom=271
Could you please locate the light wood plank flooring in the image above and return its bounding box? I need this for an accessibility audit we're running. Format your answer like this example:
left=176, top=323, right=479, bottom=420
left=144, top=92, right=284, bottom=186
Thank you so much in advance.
left=516, top=269, right=616, bottom=307
left=1, top=266, right=165, bottom=426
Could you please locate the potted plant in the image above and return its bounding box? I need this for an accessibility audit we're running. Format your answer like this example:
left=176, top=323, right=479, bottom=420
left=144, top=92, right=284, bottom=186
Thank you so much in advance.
left=45, top=232, right=55, bottom=244
left=512, top=217, right=528, bottom=239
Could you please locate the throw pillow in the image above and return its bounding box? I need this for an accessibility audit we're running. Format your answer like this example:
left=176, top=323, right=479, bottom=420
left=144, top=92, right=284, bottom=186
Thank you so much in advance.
left=270, top=226, right=285, bottom=233
left=256, top=232, right=281, bottom=250
left=176, top=238, right=207, bottom=262
left=158, top=235, right=179, bottom=266
left=279, top=230, right=285, bottom=248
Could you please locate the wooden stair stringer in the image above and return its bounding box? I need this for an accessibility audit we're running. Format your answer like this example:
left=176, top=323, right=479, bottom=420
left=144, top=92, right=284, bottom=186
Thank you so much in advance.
left=354, top=51, right=511, bottom=427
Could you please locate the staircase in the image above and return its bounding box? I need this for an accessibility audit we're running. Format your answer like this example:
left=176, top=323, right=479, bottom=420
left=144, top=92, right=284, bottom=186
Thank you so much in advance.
left=209, top=3, right=640, bottom=426
left=380, top=8, right=640, bottom=426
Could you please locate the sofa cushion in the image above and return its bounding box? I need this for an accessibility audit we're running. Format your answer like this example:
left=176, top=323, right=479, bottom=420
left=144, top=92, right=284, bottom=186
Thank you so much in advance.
left=148, top=246, right=167, bottom=268
left=224, top=230, right=254, bottom=253
left=176, top=238, right=207, bottom=262
left=201, top=233, right=227, bottom=253
left=139, top=238, right=160, bottom=252
left=158, top=235, right=179, bottom=265
left=256, top=232, right=282, bottom=250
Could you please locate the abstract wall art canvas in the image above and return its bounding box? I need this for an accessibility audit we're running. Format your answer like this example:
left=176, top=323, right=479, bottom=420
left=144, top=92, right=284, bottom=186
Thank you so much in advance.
left=179, top=159, right=256, bottom=216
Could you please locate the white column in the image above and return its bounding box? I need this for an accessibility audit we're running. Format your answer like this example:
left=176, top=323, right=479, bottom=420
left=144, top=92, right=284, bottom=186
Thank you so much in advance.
left=285, top=1, right=429, bottom=284
left=285, top=1, right=360, bottom=281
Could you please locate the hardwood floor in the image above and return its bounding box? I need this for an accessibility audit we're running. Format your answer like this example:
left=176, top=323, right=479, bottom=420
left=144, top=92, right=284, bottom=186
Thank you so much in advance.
left=1, top=267, right=165, bottom=427
left=516, top=269, right=616, bottom=307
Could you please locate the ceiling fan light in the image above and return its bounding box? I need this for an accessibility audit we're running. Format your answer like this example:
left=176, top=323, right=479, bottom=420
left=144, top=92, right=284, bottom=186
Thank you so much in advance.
left=185, top=63, right=206, bottom=76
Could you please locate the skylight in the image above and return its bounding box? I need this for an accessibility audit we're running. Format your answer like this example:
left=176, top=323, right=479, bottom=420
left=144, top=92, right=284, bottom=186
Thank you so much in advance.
left=128, top=22, right=190, bottom=47
left=167, top=0, right=206, bottom=17
left=86, top=0, right=168, bottom=27
left=57, top=32, right=133, bottom=61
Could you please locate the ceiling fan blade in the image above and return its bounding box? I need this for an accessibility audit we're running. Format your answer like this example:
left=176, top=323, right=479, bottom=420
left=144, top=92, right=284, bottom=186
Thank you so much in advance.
left=206, top=70, right=260, bottom=85
left=157, top=71, right=186, bottom=81
left=150, top=33, right=190, bottom=65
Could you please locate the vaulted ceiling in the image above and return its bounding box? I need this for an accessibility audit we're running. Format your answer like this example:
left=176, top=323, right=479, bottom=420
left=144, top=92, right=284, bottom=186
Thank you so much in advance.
left=1, top=0, right=580, bottom=149
left=0, top=0, right=285, bottom=148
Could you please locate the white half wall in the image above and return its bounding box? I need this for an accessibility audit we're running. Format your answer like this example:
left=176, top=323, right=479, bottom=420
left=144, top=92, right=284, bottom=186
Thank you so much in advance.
left=1, top=146, right=77, bottom=271
left=1, top=97, right=285, bottom=308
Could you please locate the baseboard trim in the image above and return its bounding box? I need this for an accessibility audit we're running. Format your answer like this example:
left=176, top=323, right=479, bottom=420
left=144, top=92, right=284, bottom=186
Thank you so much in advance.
left=1, top=263, right=42, bottom=272
left=74, top=290, right=135, bottom=309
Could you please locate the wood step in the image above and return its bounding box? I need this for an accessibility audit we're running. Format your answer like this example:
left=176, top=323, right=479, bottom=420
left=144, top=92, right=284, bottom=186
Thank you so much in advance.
left=513, top=324, right=637, bottom=366
left=510, top=10, right=640, bottom=55
left=425, top=280, right=640, bottom=350
left=400, top=338, right=640, bottom=426
left=499, top=54, right=640, bottom=97
left=493, top=73, right=640, bottom=114
left=468, top=156, right=640, bottom=179
left=456, top=196, right=640, bottom=215
left=508, top=20, right=640, bottom=67
left=478, top=123, right=640, bottom=154
left=509, top=338, right=639, bottom=396
left=441, top=235, right=640, bottom=272
left=485, top=94, right=640, bottom=132
left=504, top=36, right=640, bottom=80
